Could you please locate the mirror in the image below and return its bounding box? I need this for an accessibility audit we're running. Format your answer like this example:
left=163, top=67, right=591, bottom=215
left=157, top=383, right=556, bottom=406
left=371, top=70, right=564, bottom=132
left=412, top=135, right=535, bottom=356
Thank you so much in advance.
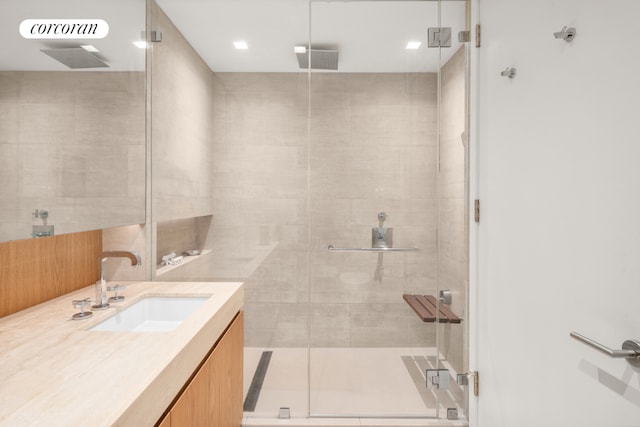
left=0, top=0, right=146, bottom=242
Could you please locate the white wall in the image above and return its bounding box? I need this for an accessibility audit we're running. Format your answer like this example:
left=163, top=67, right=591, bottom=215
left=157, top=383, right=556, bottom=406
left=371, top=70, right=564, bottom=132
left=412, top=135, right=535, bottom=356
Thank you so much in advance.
left=475, top=0, right=640, bottom=425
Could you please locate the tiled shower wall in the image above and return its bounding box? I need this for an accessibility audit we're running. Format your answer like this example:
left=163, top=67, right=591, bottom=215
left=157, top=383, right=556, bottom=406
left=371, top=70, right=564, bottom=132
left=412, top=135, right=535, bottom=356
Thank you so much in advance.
left=211, top=72, right=441, bottom=347
left=210, top=73, right=310, bottom=347
left=307, top=73, right=439, bottom=347
left=149, top=2, right=466, bottom=349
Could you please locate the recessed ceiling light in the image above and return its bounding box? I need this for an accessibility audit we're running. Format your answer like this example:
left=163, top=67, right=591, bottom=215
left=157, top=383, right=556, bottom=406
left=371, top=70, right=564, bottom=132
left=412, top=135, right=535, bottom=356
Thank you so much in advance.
left=406, top=41, right=422, bottom=50
left=80, top=44, right=99, bottom=53
left=294, top=46, right=306, bottom=54
left=233, top=41, right=248, bottom=50
left=133, top=40, right=149, bottom=49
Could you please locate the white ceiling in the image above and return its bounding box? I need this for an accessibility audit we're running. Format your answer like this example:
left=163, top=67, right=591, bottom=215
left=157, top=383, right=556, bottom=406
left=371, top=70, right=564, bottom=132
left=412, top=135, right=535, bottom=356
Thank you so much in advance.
left=157, top=0, right=467, bottom=73
left=0, top=0, right=146, bottom=71
left=0, top=0, right=466, bottom=73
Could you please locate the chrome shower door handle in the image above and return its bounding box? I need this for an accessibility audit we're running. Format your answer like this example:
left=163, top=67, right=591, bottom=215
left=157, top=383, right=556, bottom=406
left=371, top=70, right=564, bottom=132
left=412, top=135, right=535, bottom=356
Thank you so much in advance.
left=570, top=331, right=640, bottom=366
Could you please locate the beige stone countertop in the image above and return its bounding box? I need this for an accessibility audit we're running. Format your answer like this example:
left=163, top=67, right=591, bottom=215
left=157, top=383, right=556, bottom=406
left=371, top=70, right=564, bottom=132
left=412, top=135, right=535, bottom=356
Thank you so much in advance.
left=0, top=281, right=243, bottom=427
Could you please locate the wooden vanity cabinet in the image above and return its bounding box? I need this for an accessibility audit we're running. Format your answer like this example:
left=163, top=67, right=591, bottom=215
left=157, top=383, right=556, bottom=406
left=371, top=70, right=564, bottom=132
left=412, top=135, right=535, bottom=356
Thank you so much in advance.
left=157, top=311, right=243, bottom=427
left=157, top=416, right=171, bottom=427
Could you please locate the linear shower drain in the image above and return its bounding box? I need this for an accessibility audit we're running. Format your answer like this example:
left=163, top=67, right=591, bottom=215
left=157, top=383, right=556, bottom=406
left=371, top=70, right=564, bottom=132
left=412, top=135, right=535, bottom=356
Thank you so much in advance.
left=243, top=351, right=272, bottom=412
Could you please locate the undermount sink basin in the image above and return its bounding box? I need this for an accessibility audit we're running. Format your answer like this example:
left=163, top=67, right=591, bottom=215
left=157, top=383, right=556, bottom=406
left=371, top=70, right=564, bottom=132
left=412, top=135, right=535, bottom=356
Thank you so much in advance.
left=90, top=296, right=210, bottom=332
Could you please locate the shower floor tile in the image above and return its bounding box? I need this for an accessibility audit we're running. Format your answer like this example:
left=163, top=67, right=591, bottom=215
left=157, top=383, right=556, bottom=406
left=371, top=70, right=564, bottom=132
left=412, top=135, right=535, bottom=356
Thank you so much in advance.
left=244, top=347, right=464, bottom=422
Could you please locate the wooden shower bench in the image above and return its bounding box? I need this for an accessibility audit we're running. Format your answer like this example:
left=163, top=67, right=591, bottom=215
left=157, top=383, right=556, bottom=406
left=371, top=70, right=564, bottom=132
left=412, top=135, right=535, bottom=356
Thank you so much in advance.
left=402, top=294, right=462, bottom=323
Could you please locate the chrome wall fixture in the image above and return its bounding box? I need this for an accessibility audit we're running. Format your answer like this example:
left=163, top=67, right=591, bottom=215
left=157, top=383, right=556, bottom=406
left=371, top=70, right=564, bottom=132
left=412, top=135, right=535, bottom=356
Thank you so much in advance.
left=500, top=67, right=516, bottom=79
left=554, top=26, right=576, bottom=42
left=372, top=211, right=392, bottom=248
left=427, top=27, right=452, bottom=48
left=377, top=211, right=387, bottom=225
left=570, top=331, right=640, bottom=367
left=328, top=211, right=419, bottom=252
left=439, top=289, right=452, bottom=305
left=32, top=208, right=54, bottom=238
left=327, top=245, right=419, bottom=253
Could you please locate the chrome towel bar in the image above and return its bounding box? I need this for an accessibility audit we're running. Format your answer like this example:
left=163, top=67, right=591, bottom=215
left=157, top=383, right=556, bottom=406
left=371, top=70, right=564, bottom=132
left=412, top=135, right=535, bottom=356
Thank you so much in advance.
left=570, top=331, right=640, bottom=366
left=328, top=245, right=419, bottom=253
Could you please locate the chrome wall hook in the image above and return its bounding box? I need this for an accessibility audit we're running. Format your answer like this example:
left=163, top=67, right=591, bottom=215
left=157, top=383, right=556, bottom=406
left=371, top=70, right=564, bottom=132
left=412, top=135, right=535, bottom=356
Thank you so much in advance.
left=553, top=26, right=576, bottom=42
left=500, top=67, right=516, bottom=79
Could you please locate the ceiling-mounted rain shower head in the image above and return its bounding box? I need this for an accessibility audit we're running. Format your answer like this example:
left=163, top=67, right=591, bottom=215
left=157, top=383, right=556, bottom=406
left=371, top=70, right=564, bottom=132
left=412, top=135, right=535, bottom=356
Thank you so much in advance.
left=296, top=48, right=339, bottom=71
left=40, top=48, right=109, bottom=69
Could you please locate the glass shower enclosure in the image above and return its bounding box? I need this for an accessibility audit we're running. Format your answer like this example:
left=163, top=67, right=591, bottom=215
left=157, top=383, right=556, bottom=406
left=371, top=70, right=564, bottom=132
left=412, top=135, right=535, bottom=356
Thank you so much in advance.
left=306, top=0, right=469, bottom=419
left=151, top=0, right=470, bottom=422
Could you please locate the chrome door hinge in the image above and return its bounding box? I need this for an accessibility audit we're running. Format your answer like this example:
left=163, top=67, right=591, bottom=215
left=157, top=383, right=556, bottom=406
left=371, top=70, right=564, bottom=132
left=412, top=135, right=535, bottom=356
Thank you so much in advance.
left=428, top=27, right=452, bottom=48
left=457, top=370, right=479, bottom=396
left=460, top=25, right=480, bottom=46
left=426, top=369, right=450, bottom=390
left=474, top=199, right=480, bottom=223
left=473, top=370, right=479, bottom=396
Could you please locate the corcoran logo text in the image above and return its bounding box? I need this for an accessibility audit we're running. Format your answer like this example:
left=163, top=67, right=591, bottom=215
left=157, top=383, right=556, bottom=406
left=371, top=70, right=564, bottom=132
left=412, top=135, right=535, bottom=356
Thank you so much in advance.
left=19, top=19, right=109, bottom=39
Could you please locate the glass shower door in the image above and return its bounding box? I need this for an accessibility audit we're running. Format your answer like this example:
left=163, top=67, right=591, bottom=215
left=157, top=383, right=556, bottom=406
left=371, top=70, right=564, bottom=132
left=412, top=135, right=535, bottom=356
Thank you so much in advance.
left=308, top=0, right=469, bottom=419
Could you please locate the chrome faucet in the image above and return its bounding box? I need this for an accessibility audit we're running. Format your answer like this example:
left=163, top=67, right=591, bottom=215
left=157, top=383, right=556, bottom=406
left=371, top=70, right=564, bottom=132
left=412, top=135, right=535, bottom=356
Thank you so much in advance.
left=92, top=251, right=141, bottom=310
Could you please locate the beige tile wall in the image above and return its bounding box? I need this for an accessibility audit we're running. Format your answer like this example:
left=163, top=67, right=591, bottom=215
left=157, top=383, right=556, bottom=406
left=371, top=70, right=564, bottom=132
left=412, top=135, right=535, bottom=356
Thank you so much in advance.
left=308, top=73, right=439, bottom=348
left=209, top=72, right=310, bottom=347
left=151, top=4, right=215, bottom=223
left=211, top=72, right=441, bottom=347
left=148, top=2, right=466, bottom=350
left=0, top=71, right=145, bottom=242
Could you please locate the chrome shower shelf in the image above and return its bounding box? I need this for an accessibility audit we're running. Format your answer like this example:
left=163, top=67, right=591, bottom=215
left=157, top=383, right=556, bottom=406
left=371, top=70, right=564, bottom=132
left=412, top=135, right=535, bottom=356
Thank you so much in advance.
left=327, top=245, right=419, bottom=252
